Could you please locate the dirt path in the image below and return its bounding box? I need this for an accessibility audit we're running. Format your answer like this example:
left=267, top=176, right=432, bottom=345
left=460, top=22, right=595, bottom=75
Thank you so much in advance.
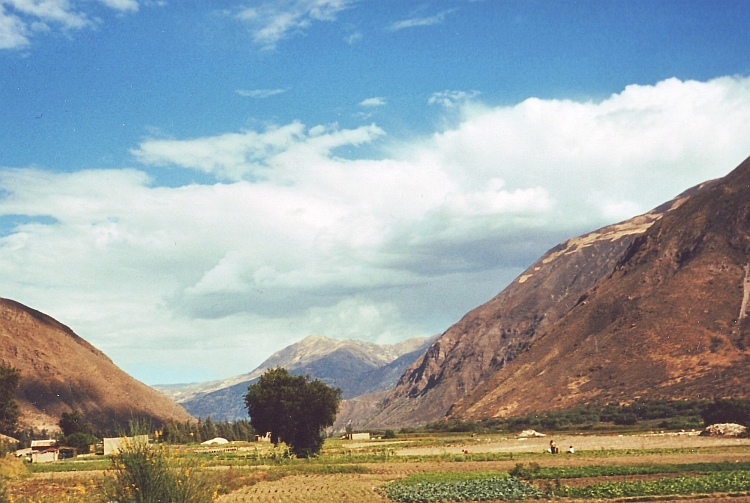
left=396, top=432, right=750, bottom=456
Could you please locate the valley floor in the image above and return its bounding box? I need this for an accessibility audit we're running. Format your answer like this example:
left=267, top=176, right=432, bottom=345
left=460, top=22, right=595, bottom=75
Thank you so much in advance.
left=8, top=433, right=750, bottom=503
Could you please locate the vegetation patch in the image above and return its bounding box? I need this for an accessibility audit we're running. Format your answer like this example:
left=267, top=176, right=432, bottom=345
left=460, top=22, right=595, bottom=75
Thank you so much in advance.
left=378, top=475, right=546, bottom=501
left=554, top=470, right=750, bottom=498
left=512, top=461, right=750, bottom=480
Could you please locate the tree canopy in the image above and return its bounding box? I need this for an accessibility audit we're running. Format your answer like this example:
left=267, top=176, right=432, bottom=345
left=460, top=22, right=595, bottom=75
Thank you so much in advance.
left=244, top=367, right=341, bottom=457
left=59, top=410, right=92, bottom=437
left=0, top=364, right=20, bottom=435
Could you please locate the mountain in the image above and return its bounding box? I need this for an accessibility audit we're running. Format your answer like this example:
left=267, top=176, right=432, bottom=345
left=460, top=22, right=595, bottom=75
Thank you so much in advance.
left=365, top=166, right=729, bottom=427
left=448, top=155, right=750, bottom=420
left=0, top=298, right=193, bottom=432
left=156, top=335, right=436, bottom=421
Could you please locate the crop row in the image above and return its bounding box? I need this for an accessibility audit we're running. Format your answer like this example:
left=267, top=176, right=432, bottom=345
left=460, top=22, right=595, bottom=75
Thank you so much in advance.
left=554, top=470, right=750, bottom=498
left=377, top=476, right=546, bottom=502
left=517, top=461, right=750, bottom=480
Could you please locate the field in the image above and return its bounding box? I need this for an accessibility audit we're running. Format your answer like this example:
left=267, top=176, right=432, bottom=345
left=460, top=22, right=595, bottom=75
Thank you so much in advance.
left=4, top=432, right=750, bottom=502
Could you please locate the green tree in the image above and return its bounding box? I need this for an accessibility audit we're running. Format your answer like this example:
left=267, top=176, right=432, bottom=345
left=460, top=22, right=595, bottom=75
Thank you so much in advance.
left=244, top=367, right=341, bottom=457
left=59, top=410, right=92, bottom=436
left=0, top=364, right=20, bottom=435
left=58, top=410, right=97, bottom=453
left=702, top=398, right=750, bottom=426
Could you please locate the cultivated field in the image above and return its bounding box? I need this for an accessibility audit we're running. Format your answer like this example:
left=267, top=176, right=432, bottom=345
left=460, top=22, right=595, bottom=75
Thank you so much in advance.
left=5, top=432, right=750, bottom=502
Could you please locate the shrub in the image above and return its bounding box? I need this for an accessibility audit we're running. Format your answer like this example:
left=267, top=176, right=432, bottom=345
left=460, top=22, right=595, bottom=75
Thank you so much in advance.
left=103, top=437, right=212, bottom=503
left=383, top=429, right=397, bottom=439
left=613, top=413, right=638, bottom=426
left=509, top=462, right=541, bottom=481
left=701, top=398, right=750, bottom=426
left=60, top=432, right=98, bottom=454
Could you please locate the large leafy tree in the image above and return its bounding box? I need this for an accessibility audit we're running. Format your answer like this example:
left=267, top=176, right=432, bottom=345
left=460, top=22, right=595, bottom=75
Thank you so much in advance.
left=59, top=410, right=92, bottom=436
left=244, top=367, right=341, bottom=457
left=0, top=363, right=20, bottom=435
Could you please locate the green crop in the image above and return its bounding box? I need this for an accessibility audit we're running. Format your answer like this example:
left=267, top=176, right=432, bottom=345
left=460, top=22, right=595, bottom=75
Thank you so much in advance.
left=377, top=475, right=545, bottom=502
left=555, top=470, right=750, bottom=498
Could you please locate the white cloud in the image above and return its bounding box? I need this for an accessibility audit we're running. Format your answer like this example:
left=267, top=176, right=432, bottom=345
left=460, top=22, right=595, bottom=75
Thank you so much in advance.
left=0, top=0, right=138, bottom=49
left=0, top=5, right=28, bottom=48
left=3, top=76, right=750, bottom=383
left=132, top=121, right=386, bottom=181
left=388, top=8, right=455, bottom=32
left=235, top=88, right=286, bottom=98
left=428, top=89, right=480, bottom=108
left=97, top=0, right=138, bottom=12
left=359, top=97, right=386, bottom=107
left=236, top=0, right=354, bottom=49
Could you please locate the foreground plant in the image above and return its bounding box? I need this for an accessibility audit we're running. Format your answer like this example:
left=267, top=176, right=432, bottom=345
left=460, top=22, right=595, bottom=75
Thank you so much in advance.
left=102, top=437, right=213, bottom=503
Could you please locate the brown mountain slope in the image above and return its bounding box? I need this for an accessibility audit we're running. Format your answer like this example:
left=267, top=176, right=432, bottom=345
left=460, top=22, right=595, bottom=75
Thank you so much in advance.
left=449, top=155, right=750, bottom=420
left=365, top=177, right=716, bottom=427
left=0, top=298, right=193, bottom=432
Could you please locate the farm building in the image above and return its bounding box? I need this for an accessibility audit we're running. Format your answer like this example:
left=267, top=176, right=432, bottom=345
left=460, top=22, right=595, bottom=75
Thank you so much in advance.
left=347, top=433, right=370, bottom=440
left=29, top=439, right=59, bottom=463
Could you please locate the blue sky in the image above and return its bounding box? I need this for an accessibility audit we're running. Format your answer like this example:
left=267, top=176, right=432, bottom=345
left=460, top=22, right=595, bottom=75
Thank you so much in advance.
left=2, top=0, right=750, bottom=385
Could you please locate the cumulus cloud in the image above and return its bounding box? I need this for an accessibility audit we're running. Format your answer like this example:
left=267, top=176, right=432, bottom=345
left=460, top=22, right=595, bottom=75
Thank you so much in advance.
left=359, top=97, right=386, bottom=107
left=0, top=0, right=138, bottom=49
left=236, top=0, right=353, bottom=49
left=3, top=76, right=750, bottom=382
left=388, top=8, right=456, bottom=32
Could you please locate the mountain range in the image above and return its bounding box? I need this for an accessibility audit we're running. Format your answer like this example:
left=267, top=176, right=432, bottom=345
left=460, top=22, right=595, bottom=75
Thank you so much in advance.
left=154, top=335, right=435, bottom=421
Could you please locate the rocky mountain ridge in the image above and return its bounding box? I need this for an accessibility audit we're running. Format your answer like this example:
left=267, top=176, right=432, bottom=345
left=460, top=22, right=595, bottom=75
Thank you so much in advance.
left=448, top=155, right=750, bottom=420
left=364, top=169, right=729, bottom=427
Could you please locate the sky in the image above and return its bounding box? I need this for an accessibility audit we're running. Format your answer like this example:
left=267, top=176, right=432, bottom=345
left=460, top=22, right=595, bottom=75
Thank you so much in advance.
left=2, top=0, right=750, bottom=385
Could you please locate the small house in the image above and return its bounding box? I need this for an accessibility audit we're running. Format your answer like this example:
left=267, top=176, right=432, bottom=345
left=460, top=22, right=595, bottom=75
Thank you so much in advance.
left=31, top=448, right=58, bottom=463
left=29, top=439, right=59, bottom=463
left=347, top=432, right=370, bottom=440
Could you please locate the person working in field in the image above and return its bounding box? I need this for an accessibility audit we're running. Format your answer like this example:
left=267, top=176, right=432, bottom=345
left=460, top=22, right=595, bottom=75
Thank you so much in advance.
left=549, top=440, right=558, bottom=454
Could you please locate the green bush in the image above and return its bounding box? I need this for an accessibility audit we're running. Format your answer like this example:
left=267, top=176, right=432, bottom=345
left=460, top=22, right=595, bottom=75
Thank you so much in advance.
left=103, top=437, right=213, bottom=503
left=701, top=398, right=750, bottom=426
left=59, top=432, right=98, bottom=454
left=383, top=429, right=397, bottom=439
left=509, top=462, right=541, bottom=481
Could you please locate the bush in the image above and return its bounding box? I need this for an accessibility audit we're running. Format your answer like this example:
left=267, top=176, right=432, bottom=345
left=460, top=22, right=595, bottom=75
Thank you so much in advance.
left=383, top=429, right=397, bottom=439
left=103, top=437, right=212, bottom=503
left=509, top=462, right=542, bottom=481
left=613, top=413, right=638, bottom=426
left=60, top=432, right=98, bottom=454
left=701, top=398, right=750, bottom=426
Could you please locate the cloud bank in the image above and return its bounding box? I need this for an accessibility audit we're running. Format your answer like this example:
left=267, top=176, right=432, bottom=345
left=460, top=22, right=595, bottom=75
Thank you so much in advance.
left=3, top=76, right=750, bottom=383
